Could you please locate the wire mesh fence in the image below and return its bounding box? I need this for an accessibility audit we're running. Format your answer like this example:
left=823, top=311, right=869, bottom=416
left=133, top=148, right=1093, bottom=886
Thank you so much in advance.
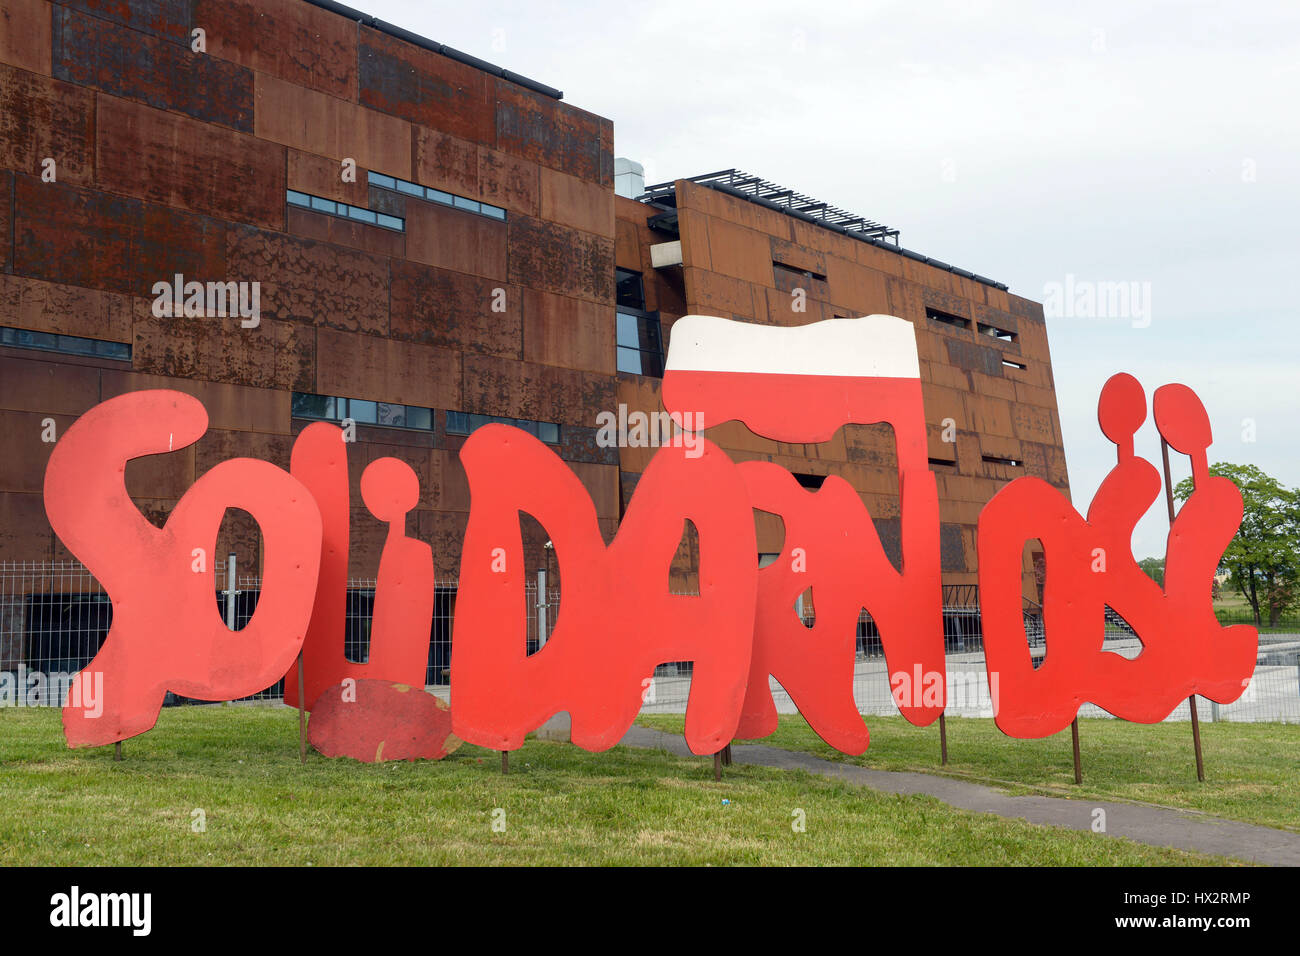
left=1, top=561, right=1296, bottom=723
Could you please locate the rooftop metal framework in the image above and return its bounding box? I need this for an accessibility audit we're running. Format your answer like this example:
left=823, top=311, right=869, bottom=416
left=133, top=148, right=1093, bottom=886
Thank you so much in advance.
left=640, top=169, right=1009, bottom=291
left=643, top=169, right=900, bottom=244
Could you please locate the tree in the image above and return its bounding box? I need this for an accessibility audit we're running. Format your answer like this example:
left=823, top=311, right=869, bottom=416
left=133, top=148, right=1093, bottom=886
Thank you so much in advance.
left=1137, top=556, right=1165, bottom=587
left=1175, top=463, right=1300, bottom=627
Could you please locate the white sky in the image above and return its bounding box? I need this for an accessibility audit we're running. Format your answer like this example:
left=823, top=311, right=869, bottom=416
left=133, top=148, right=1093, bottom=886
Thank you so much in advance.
left=364, top=0, right=1299, bottom=558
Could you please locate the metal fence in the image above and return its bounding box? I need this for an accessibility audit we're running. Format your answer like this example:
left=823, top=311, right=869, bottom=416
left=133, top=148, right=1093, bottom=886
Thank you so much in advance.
left=1, top=561, right=1296, bottom=723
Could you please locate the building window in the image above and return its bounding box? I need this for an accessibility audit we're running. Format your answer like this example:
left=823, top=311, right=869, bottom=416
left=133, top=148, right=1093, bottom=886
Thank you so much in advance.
left=982, top=454, right=1022, bottom=468
left=977, top=322, right=1017, bottom=343
left=367, top=171, right=507, bottom=221
left=773, top=261, right=827, bottom=283
left=1002, top=358, right=1027, bottom=371
left=0, top=326, right=131, bottom=362
left=926, top=307, right=971, bottom=331
left=616, top=268, right=645, bottom=309
left=291, top=392, right=434, bottom=431
left=793, top=473, right=826, bottom=490
left=287, top=190, right=404, bottom=231
left=445, top=411, right=560, bottom=444
left=617, top=308, right=664, bottom=377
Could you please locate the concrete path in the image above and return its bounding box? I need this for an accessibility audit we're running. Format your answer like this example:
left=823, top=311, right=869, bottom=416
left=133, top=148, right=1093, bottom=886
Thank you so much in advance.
left=617, top=725, right=1300, bottom=866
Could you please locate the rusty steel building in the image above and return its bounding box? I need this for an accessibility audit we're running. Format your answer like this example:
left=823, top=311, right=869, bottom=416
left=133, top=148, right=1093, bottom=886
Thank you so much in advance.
left=0, top=0, right=1067, bottom=618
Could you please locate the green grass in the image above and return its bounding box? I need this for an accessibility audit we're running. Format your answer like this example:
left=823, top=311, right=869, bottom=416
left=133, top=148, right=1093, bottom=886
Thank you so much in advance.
left=637, top=714, right=1300, bottom=831
left=0, top=706, right=1234, bottom=866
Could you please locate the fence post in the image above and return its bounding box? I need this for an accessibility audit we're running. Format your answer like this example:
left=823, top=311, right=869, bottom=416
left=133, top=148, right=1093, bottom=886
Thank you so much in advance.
left=224, top=553, right=237, bottom=630
left=536, top=567, right=548, bottom=648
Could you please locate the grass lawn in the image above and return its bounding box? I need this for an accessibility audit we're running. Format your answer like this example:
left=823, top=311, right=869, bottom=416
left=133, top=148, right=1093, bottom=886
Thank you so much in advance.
left=0, top=706, right=1234, bottom=866
left=637, top=714, right=1300, bottom=832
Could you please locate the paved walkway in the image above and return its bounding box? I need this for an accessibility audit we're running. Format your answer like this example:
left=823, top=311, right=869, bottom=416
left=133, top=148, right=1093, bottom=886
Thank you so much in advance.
left=617, top=725, right=1300, bottom=865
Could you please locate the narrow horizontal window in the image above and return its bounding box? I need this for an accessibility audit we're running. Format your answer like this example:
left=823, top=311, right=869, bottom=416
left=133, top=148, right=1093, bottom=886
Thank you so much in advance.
left=367, top=171, right=508, bottom=222
left=1, top=325, right=131, bottom=361
left=978, top=322, right=1017, bottom=343
left=773, top=260, right=827, bottom=283
left=982, top=455, right=1022, bottom=467
left=291, top=392, right=434, bottom=432
left=1002, top=359, right=1027, bottom=370
left=287, top=191, right=404, bottom=232
left=928, top=456, right=957, bottom=469
left=793, top=473, right=826, bottom=490
left=444, top=411, right=561, bottom=444
left=926, top=307, right=970, bottom=330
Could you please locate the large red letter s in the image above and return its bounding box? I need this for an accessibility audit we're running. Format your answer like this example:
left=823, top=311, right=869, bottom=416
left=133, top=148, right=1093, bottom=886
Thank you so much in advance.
left=44, top=391, right=322, bottom=747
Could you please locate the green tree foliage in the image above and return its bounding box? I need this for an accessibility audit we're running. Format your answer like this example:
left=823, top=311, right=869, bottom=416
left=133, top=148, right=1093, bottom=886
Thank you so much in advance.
left=1175, top=464, right=1300, bottom=627
left=1137, top=557, right=1165, bottom=587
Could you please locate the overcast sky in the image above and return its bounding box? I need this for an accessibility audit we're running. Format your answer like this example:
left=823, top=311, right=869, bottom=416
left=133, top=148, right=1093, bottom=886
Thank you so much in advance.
left=366, top=0, right=1298, bottom=558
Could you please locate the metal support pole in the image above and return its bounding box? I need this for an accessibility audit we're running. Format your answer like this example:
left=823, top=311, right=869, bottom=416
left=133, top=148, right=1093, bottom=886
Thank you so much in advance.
left=939, top=712, right=948, bottom=765
left=1161, top=439, right=1205, bottom=783
left=501, top=750, right=509, bottom=774
left=114, top=741, right=122, bottom=762
left=224, top=552, right=237, bottom=630
left=536, top=567, right=548, bottom=649
left=713, top=751, right=722, bottom=781
left=1070, top=718, right=1082, bottom=784
left=297, top=653, right=306, bottom=765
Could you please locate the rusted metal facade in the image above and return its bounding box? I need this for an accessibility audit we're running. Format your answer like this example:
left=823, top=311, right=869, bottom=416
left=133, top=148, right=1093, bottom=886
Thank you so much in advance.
left=0, top=0, right=1067, bottom=599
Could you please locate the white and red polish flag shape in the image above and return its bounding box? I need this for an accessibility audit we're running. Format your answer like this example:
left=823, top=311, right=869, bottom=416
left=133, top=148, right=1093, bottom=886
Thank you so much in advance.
left=662, top=314, right=928, bottom=467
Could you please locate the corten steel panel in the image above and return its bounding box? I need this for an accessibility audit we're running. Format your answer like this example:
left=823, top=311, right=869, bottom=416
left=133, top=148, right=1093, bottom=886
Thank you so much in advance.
left=404, top=200, right=508, bottom=279
left=1010, top=402, right=1057, bottom=445
left=944, top=336, right=1006, bottom=378
left=286, top=206, right=405, bottom=258
left=254, top=72, right=412, bottom=180
left=428, top=447, right=472, bottom=513
left=121, top=434, right=196, bottom=501
left=287, top=149, right=371, bottom=206
left=704, top=218, right=775, bottom=286
left=568, top=460, right=621, bottom=522
left=389, top=259, right=522, bottom=359
left=0, top=491, right=54, bottom=561
left=0, top=409, right=75, bottom=493
left=507, top=213, right=613, bottom=302
left=676, top=208, right=712, bottom=270
left=0, top=170, right=11, bottom=271
left=769, top=236, right=826, bottom=277
left=132, top=307, right=283, bottom=389
left=315, top=326, right=462, bottom=411
left=824, top=257, right=890, bottom=315
left=461, top=353, right=616, bottom=428
left=359, top=26, right=493, bottom=144
left=418, top=508, right=468, bottom=580
left=413, top=128, right=478, bottom=196
left=554, top=423, right=619, bottom=467
left=133, top=198, right=227, bottom=297
left=539, top=166, right=614, bottom=238
left=0, top=64, right=94, bottom=184
left=598, top=117, right=614, bottom=187
left=226, top=224, right=389, bottom=335
left=195, top=429, right=294, bottom=479
left=680, top=267, right=754, bottom=318
left=60, top=0, right=192, bottom=43
left=96, top=95, right=285, bottom=231
left=0, top=274, right=134, bottom=341
left=614, top=215, right=640, bottom=269
left=521, top=287, right=614, bottom=375
left=100, top=371, right=293, bottom=434
left=194, top=0, right=356, bottom=100
left=53, top=8, right=253, bottom=131
left=476, top=146, right=539, bottom=217
left=0, top=0, right=52, bottom=74
left=494, top=79, right=602, bottom=183
left=0, top=353, right=101, bottom=415
left=272, top=316, right=314, bottom=392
